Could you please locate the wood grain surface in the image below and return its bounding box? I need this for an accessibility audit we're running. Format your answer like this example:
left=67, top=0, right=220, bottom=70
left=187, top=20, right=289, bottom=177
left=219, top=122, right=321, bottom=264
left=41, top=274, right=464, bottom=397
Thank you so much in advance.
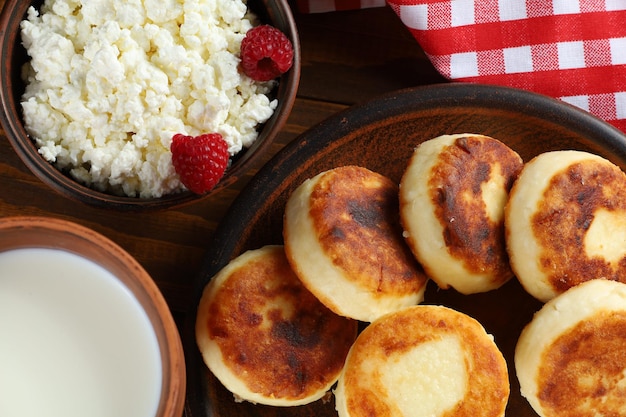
left=0, top=0, right=446, bottom=320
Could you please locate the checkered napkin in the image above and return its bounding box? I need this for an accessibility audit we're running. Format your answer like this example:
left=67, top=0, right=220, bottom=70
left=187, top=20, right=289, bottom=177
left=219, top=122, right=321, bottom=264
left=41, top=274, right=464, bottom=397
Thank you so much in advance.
left=298, top=0, right=626, bottom=133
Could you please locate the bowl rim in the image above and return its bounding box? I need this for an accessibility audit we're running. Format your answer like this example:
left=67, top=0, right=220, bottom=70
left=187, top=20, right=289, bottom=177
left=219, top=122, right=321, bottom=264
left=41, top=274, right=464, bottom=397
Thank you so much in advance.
left=0, top=215, right=187, bottom=417
left=0, top=0, right=301, bottom=211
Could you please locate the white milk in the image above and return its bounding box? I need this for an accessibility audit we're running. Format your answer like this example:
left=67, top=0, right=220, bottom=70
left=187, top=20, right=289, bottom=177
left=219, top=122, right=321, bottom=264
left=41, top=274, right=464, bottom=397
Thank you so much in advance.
left=0, top=248, right=162, bottom=417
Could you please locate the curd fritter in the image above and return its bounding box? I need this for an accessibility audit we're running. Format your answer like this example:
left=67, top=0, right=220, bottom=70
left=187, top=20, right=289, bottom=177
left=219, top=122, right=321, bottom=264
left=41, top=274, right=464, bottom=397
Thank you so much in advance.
left=195, top=245, right=358, bottom=406
left=506, top=150, right=626, bottom=302
left=335, top=305, right=510, bottom=417
left=516, top=279, right=626, bottom=417
left=400, top=134, right=523, bottom=294
left=283, top=166, right=429, bottom=323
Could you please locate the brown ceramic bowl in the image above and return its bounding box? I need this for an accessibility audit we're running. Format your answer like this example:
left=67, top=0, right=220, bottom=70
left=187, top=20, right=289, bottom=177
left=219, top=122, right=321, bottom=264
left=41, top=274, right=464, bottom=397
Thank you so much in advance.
left=0, top=216, right=185, bottom=417
left=0, top=0, right=300, bottom=211
left=184, top=84, right=626, bottom=416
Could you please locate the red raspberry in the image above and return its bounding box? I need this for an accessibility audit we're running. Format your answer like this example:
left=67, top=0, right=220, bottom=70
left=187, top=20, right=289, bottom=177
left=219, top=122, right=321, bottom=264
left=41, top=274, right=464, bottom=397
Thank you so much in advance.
left=240, top=25, right=294, bottom=82
left=170, top=133, right=229, bottom=194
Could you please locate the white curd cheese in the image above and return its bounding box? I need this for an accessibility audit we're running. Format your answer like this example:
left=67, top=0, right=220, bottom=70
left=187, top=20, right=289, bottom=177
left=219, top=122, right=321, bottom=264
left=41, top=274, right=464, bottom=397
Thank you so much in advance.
left=20, top=0, right=278, bottom=198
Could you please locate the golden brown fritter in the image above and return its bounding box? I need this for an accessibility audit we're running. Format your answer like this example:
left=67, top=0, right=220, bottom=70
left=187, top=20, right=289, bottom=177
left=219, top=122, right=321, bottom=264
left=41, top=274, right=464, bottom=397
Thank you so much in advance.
left=283, top=166, right=428, bottom=322
left=196, top=245, right=358, bottom=406
left=336, top=305, right=510, bottom=417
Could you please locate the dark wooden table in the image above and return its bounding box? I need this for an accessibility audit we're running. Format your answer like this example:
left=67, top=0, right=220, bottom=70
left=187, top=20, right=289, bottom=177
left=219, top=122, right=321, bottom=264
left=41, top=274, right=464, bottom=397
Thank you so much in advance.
left=0, top=4, right=446, bottom=414
left=0, top=1, right=445, bottom=319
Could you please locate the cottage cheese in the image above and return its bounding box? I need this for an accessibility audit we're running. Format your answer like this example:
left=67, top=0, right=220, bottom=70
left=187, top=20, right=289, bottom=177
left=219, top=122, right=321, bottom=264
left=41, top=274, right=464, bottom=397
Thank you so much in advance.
left=20, top=0, right=278, bottom=198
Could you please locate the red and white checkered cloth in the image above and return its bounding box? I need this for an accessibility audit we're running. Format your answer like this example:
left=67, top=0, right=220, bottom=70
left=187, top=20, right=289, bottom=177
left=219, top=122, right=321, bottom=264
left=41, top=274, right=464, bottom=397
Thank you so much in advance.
left=297, top=0, right=626, bottom=133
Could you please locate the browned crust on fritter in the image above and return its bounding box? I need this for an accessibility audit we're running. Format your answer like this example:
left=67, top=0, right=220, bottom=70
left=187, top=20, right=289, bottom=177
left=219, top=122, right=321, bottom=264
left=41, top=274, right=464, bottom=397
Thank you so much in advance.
left=532, top=159, right=626, bottom=294
left=342, top=306, right=509, bottom=417
left=537, top=309, right=626, bottom=417
left=308, top=166, right=427, bottom=297
left=203, top=247, right=358, bottom=400
left=428, top=135, right=523, bottom=284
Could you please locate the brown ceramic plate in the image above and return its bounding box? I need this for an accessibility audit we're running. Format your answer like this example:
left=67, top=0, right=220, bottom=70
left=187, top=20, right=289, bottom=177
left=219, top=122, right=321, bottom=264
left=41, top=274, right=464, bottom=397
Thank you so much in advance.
left=184, top=83, right=626, bottom=417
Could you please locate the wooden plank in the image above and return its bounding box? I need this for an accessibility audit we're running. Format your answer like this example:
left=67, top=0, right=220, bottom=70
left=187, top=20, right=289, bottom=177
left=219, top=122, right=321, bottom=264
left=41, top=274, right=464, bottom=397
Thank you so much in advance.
left=294, top=6, right=447, bottom=104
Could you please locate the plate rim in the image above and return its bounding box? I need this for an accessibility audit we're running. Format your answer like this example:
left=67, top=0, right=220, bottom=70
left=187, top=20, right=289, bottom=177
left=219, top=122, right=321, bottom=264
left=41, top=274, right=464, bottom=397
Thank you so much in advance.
left=183, top=82, right=626, bottom=417
left=196, top=82, right=626, bottom=284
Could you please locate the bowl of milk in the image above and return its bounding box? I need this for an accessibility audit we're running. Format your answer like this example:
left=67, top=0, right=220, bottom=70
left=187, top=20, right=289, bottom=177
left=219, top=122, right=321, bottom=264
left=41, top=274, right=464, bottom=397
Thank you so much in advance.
left=0, top=216, right=185, bottom=417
